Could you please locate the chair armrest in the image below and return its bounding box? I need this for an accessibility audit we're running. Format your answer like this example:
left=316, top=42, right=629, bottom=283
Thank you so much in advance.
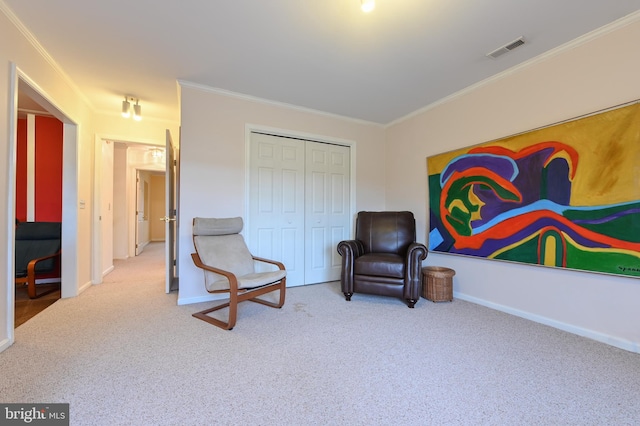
left=22, top=249, right=61, bottom=298
left=406, top=242, right=428, bottom=264
left=252, top=256, right=285, bottom=271
left=337, top=240, right=364, bottom=258
left=191, top=253, right=239, bottom=292
left=26, top=250, right=61, bottom=278
left=404, top=242, right=428, bottom=301
left=337, top=240, right=364, bottom=293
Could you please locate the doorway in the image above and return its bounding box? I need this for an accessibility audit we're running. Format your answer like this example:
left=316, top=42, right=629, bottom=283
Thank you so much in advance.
left=135, top=169, right=166, bottom=256
left=92, top=138, right=177, bottom=295
left=6, top=66, right=80, bottom=339
left=247, top=131, right=353, bottom=287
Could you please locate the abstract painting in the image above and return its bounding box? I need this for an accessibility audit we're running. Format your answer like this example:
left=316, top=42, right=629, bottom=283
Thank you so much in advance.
left=427, top=102, right=640, bottom=278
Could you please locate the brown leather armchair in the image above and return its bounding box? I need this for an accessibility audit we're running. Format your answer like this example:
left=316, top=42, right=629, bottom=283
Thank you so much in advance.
left=337, top=211, right=427, bottom=308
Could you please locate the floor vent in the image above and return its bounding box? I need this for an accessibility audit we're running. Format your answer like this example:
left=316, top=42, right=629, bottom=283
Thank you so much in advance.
left=486, top=36, right=525, bottom=59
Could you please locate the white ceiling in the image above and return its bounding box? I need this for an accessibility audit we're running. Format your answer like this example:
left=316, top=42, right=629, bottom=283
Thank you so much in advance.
left=5, top=0, right=640, bottom=125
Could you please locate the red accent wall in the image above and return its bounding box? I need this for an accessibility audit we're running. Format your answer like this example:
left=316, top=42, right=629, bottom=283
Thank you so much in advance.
left=15, top=116, right=63, bottom=222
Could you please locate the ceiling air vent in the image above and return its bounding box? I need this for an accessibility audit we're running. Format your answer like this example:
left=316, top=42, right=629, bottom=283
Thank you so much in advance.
left=486, top=36, right=525, bottom=59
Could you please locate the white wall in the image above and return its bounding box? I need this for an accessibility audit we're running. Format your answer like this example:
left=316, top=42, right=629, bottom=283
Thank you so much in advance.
left=386, top=15, right=640, bottom=352
left=113, top=145, right=128, bottom=259
left=178, top=85, right=386, bottom=304
left=0, top=6, right=180, bottom=351
left=0, top=7, right=97, bottom=351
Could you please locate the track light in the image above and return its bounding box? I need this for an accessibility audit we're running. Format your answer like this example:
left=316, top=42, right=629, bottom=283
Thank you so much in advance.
left=121, top=96, right=142, bottom=121
left=121, top=96, right=131, bottom=118
left=133, top=99, right=142, bottom=121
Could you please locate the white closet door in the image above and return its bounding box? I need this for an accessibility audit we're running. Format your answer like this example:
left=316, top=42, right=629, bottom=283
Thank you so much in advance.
left=249, top=133, right=305, bottom=286
left=305, top=142, right=350, bottom=284
left=248, top=132, right=350, bottom=287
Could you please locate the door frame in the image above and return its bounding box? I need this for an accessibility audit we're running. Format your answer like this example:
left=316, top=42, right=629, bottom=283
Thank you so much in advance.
left=243, top=124, right=357, bottom=283
left=91, top=136, right=164, bottom=284
left=4, top=65, right=79, bottom=350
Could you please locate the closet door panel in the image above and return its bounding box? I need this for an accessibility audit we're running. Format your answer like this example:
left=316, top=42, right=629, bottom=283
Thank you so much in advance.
left=249, top=133, right=350, bottom=286
left=305, top=141, right=350, bottom=284
left=249, top=133, right=305, bottom=285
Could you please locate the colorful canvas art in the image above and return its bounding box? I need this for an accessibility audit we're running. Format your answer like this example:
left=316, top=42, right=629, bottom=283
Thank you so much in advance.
left=427, top=102, right=640, bottom=278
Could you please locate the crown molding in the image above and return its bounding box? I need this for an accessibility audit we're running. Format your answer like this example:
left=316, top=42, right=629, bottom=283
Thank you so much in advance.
left=386, top=10, right=640, bottom=128
left=0, top=1, right=94, bottom=110
left=177, top=80, right=384, bottom=128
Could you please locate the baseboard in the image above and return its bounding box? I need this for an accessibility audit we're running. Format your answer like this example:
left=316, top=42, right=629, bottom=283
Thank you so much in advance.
left=102, top=265, right=115, bottom=277
left=177, top=293, right=226, bottom=306
left=0, top=337, right=13, bottom=353
left=454, top=292, right=639, bottom=354
left=78, top=280, right=92, bottom=295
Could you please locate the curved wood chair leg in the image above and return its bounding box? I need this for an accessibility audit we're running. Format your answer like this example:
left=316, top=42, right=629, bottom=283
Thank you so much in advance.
left=406, top=299, right=417, bottom=308
left=344, top=292, right=353, bottom=301
left=192, top=301, right=236, bottom=330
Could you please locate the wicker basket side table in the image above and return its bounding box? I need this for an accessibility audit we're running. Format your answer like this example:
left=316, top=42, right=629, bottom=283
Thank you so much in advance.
left=422, top=266, right=455, bottom=302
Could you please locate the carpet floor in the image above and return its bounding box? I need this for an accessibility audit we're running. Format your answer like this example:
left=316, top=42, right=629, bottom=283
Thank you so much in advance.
left=2, top=242, right=639, bottom=425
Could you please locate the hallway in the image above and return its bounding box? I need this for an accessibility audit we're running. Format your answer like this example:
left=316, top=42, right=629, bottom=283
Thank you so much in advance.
left=14, top=242, right=165, bottom=328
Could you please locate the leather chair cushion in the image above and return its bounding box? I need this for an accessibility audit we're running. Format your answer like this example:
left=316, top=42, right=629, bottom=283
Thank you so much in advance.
left=354, top=253, right=404, bottom=278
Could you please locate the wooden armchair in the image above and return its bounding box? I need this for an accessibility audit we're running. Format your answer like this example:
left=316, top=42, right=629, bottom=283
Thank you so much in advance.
left=191, top=217, right=286, bottom=330
left=15, top=222, right=62, bottom=299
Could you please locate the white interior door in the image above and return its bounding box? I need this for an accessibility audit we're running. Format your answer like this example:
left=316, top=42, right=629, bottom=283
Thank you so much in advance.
left=248, top=132, right=350, bottom=286
left=164, top=130, right=178, bottom=293
left=249, top=133, right=305, bottom=286
left=305, top=142, right=350, bottom=284
left=135, top=170, right=143, bottom=256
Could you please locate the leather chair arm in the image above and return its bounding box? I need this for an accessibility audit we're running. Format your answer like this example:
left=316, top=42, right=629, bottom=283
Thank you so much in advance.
left=337, top=240, right=364, bottom=258
left=404, top=242, right=428, bottom=301
left=337, top=240, right=364, bottom=294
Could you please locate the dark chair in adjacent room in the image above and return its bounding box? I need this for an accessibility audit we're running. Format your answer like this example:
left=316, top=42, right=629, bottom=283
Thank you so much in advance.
left=190, top=217, right=286, bottom=330
left=15, top=221, right=62, bottom=299
left=337, top=211, right=427, bottom=308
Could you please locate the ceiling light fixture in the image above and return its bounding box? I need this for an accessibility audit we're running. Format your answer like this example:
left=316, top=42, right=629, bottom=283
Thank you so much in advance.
left=147, top=147, right=165, bottom=163
left=121, top=96, right=131, bottom=118
left=133, top=99, right=142, bottom=121
left=121, top=96, right=142, bottom=121
left=361, top=0, right=375, bottom=13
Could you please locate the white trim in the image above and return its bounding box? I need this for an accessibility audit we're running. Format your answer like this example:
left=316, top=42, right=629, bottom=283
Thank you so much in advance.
left=26, top=114, right=35, bottom=221
left=386, top=10, right=640, bottom=128
left=78, top=280, right=92, bottom=295
left=0, top=2, right=94, bottom=110
left=177, top=293, right=226, bottom=306
left=14, top=68, right=81, bottom=301
left=92, top=136, right=103, bottom=284
left=102, top=265, right=115, bottom=277
left=454, top=292, right=639, bottom=354
left=179, top=80, right=383, bottom=128
left=0, top=338, right=11, bottom=353
left=60, top=122, right=79, bottom=299
left=4, top=63, right=19, bottom=350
